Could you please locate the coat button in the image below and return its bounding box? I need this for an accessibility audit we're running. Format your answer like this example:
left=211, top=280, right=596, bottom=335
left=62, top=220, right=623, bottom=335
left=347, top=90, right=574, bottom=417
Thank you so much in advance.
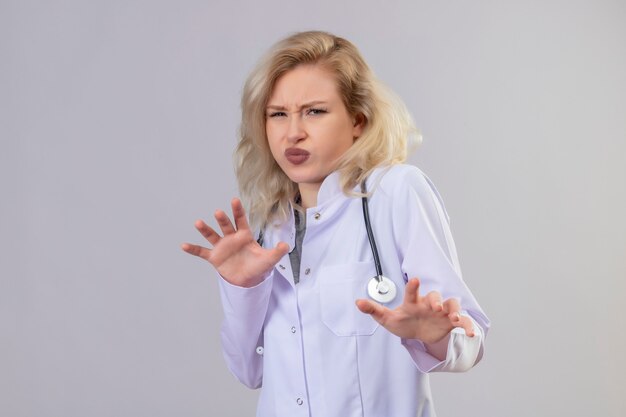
left=313, top=212, right=321, bottom=220
left=290, top=326, right=297, bottom=333
left=304, top=268, right=311, bottom=275
left=296, top=398, right=304, bottom=405
left=256, top=346, right=264, bottom=355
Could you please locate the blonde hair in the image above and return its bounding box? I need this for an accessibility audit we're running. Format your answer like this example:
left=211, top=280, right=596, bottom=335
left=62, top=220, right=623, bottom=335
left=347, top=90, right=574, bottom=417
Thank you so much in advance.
left=235, top=31, right=421, bottom=229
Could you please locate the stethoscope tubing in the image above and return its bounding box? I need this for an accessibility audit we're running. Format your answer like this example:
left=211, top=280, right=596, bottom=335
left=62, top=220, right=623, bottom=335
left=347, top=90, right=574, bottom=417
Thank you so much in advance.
left=360, top=180, right=384, bottom=281
left=256, top=177, right=398, bottom=303
left=361, top=178, right=398, bottom=303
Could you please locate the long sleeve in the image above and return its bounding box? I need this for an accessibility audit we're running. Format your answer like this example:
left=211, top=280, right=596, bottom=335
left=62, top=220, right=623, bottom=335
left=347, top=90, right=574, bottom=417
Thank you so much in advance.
left=401, top=314, right=485, bottom=373
left=217, top=272, right=273, bottom=388
left=388, top=166, right=490, bottom=373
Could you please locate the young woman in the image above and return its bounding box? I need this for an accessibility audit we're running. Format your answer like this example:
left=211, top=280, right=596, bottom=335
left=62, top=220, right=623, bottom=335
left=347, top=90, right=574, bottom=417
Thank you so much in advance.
left=182, top=31, right=489, bottom=417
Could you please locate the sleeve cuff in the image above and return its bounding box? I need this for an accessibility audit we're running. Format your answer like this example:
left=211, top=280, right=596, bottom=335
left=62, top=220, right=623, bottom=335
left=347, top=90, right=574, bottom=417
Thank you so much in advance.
left=217, top=271, right=273, bottom=318
left=401, top=313, right=485, bottom=373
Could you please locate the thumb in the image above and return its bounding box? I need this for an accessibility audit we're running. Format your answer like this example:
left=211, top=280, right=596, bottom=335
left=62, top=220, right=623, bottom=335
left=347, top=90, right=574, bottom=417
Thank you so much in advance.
left=269, top=241, right=290, bottom=260
left=355, top=299, right=386, bottom=323
left=355, top=298, right=375, bottom=314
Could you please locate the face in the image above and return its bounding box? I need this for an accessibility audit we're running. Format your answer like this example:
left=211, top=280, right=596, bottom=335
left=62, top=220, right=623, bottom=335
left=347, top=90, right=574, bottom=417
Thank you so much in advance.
left=265, top=64, right=363, bottom=193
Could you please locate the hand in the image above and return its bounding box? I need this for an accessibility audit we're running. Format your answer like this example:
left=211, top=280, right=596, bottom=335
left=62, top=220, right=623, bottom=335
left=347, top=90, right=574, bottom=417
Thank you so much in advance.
left=181, top=198, right=289, bottom=287
left=355, top=278, right=475, bottom=345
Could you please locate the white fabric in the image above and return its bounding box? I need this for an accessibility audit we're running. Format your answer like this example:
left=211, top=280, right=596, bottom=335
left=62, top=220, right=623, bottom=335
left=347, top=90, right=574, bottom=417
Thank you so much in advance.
left=217, top=164, right=490, bottom=417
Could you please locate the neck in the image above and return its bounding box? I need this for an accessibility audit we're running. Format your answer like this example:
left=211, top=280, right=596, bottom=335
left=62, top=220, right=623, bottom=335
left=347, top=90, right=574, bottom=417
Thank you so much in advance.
left=298, top=183, right=321, bottom=209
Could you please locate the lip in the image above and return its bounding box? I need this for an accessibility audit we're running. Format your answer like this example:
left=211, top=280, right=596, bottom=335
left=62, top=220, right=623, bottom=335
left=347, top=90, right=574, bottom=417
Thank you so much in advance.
left=284, top=148, right=310, bottom=165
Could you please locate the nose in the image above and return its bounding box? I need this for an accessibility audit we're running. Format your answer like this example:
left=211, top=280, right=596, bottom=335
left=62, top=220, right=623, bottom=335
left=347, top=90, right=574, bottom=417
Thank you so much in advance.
left=286, top=113, right=306, bottom=144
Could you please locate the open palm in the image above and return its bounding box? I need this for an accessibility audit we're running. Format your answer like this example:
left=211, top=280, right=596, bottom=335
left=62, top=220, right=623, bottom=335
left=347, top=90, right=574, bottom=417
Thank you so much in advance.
left=356, top=278, right=475, bottom=345
left=182, top=198, right=289, bottom=288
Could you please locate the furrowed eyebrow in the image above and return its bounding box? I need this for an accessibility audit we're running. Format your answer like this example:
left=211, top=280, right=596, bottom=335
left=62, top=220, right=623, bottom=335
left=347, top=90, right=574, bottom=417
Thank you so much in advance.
left=266, top=100, right=328, bottom=111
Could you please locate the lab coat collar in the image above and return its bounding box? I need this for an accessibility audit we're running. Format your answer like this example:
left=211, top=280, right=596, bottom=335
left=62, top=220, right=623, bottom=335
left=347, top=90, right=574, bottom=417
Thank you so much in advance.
left=315, top=170, right=343, bottom=207
left=266, top=172, right=342, bottom=249
left=264, top=169, right=356, bottom=252
left=264, top=170, right=352, bottom=287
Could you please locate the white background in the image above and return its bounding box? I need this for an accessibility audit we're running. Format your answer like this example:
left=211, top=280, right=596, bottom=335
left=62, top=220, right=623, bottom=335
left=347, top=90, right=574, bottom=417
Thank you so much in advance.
left=1, top=1, right=625, bottom=416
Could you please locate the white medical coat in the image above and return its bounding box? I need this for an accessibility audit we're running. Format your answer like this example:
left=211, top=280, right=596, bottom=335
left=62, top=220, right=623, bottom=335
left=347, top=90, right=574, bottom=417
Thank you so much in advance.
left=217, top=164, right=490, bottom=417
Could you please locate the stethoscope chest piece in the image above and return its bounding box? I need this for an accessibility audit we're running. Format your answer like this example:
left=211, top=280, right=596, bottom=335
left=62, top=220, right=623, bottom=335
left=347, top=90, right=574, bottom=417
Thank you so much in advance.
left=361, top=179, right=398, bottom=304
left=367, top=275, right=397, bottom=304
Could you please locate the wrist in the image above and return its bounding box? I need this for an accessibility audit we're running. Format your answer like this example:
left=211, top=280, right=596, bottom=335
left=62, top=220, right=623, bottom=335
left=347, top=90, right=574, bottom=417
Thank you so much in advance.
left=424, top=333, right=451, bottom=361
left=228, top=270, right=272, bottom=288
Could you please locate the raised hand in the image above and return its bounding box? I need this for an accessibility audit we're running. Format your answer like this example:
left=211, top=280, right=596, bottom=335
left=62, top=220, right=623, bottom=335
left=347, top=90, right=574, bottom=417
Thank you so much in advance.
left=355, top=278, right=474, bottom=354
left=181, top=198, right=289, bottom=288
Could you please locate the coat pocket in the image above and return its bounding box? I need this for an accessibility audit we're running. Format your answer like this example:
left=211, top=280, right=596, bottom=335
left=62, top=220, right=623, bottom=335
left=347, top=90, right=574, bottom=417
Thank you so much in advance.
left=319, top=261, right=380, bottom=336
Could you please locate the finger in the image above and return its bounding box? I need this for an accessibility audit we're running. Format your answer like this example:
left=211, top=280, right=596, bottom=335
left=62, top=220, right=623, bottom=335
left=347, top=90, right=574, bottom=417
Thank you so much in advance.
left=214, top=209, right=236, bottom=235
left=443, top=298, right=462, bottom=322
left=403, top=277, right=420, bottom=304
left=355, top=299, right=390, bottom=324
left=181, top=243, right=212, bottom=262
left=231, top=198, right=251, bottom=232
left=425, top=291, right=443, bottom=312
left=194, top=219, right=220, bottom=245
left=452, top=315, right=476, bottom=337
left=268, top=241, right=290, bottom=262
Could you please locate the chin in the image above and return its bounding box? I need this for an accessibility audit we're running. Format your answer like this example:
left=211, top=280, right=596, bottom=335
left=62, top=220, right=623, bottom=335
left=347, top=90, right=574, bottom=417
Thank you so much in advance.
left=281, top=166, right=310, bottom=182
left=279, top=164, right=326, bottom=187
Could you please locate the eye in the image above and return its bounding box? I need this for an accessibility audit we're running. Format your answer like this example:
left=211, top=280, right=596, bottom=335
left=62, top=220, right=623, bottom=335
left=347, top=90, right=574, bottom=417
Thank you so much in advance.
left=267, top=111, right=287, bottom=118
left=307, top=108, right=327, bottom=116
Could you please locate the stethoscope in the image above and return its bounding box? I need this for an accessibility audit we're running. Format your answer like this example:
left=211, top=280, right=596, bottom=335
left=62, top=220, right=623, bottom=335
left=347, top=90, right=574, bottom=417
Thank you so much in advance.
left=361, top=180, right=398, bottom=304
left=258, top=180, right=398, bottom=304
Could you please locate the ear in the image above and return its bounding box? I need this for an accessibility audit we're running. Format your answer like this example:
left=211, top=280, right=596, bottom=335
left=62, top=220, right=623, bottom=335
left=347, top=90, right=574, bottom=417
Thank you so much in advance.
left=352, top=113, right=366, bottom=139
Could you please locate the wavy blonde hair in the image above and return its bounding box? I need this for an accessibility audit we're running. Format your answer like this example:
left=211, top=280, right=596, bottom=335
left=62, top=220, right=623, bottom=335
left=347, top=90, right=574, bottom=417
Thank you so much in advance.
left=235, top=31, right=421, bottom=230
